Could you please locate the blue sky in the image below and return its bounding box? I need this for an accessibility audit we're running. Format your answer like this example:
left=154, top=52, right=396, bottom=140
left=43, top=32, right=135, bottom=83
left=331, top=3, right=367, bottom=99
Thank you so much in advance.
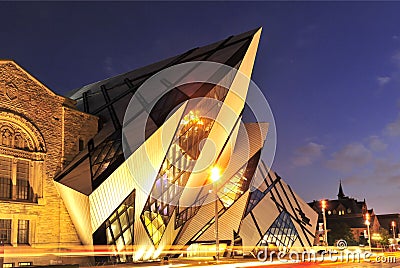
left=2, top=2, right=400, bottom=213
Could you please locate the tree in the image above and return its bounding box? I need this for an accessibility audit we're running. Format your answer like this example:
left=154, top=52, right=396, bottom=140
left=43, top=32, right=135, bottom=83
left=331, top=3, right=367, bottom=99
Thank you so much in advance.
left=328, top=222, right=357, bottom=246
left=378, top=228, right=390, bottom=248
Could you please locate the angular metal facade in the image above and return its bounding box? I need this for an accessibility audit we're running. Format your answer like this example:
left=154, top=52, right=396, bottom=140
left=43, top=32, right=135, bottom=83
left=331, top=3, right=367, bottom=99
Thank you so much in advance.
left=54, top=28, right=318, bottom=262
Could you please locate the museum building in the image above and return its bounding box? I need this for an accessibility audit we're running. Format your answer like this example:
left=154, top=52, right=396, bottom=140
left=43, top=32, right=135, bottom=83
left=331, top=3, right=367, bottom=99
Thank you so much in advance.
left=0, top=28, right=317, bottom=265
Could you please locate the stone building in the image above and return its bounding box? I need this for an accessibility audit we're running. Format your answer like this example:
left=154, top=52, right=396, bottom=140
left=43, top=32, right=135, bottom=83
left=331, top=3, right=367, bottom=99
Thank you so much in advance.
left=308, top=181, right=380, bottom=246
left=0, top=60, right=98, bottom=265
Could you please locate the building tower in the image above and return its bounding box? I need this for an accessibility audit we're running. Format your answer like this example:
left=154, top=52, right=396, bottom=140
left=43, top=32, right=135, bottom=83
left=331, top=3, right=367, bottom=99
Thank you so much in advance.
left=337, top=180, right=346, bottom=200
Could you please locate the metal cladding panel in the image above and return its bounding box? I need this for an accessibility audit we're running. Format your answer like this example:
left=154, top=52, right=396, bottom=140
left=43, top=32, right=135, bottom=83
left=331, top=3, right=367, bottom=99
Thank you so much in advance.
left=89, top=105, right=185, bottom=231
left=235, top=28, right=262, bottom=83
left=251, top=192, right=280, bottom=235
left=238, top=214, right=261, bottom=249
left=271, top=180, right=296, bottom=219
left=280, top=179, right=318, bottom=237
left=157, top=210, right=182, bottom=257
left=220, top=122, right=268, bottom=182
left=213, top=117, right=241, bottom=177
left=197, top=192, right=249, bottom=242
left=292, top=219, right=314, bottom=249
left=54, top=181, right=92, bottom=245
left=89, top=163, right=133, bottom=231
left=176, top=198, right=225, bottom=245
left=291, top=238, right=303, bottom=252
left=244, top=123, right=269, bottom=156
left=290, top=186, right=319, bottom=237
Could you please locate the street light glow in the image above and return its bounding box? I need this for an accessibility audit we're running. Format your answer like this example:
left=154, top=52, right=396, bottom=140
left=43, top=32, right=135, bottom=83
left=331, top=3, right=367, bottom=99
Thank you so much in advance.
left=321, top=200, right=326, bottom=210
left=210, top=166, right=221, bottom=182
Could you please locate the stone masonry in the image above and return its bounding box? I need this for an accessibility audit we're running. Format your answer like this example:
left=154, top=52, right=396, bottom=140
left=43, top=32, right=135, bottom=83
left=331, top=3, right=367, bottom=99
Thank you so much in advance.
left=0, top=60, right=98, bottom=265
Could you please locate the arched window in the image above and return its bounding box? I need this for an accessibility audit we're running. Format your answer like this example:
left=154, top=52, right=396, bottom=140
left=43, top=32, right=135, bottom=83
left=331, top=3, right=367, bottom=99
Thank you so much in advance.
left=0, top=111, right=45, bottom=203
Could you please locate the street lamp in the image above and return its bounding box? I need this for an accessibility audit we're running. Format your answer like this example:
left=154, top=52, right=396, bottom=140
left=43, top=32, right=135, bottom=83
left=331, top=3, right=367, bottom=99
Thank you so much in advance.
left=321, top=200, right=328, bottom=246
left=210, top=166, right=221, bottom=262
left=365, top=213, right=372, bottom=252
left=392, top=221, right=396, bottom=240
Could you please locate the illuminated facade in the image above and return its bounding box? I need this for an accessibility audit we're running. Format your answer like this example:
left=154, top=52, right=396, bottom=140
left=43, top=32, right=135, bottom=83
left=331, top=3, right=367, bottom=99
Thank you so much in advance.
left=0, top=60, right=98, bottom=266
left=1, top=28, right=317, bottom=265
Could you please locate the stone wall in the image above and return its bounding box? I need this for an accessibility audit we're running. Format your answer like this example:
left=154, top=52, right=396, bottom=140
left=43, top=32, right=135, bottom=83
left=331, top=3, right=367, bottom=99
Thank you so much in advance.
left=0, top=60, right=98, bottom=265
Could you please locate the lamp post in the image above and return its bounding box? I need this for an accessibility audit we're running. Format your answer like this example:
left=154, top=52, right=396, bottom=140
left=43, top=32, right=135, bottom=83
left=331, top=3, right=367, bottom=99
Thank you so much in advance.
left=210, top=166, right=221, bottom=262
left=321, top=200, right=328, bottom=246
left=392, top=221, right=396, bottom=240
left=365, top=213, right=372, bottom=252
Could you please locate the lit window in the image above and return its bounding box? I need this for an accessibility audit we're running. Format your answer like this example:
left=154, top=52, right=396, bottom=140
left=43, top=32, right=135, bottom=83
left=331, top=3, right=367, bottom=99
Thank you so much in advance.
left=105, top=190, right=135, bottom=261
left=0, top=219, right=12, bottom=244
left=0, top=157, right=12, bottom=199
left=16, top=160, right=30, bottom=200
left=347, top=208, right=351, bottom=213
left=3, top=263, right=14, bottom=268
left=18, top=263, right=32, bottom=267
left=328, top=211, right=331, bottom=215
left=17, top=220, right=29, bottom=244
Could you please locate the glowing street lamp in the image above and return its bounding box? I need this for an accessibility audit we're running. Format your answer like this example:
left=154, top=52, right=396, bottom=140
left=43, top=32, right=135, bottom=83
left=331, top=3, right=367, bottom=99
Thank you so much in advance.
left=365, top=213, right=372, bottom=252
left=321, top=200, right=328, bottom=246
left=392, top=221, right=396, bottom=240
left=210, top=166, right=221, bottom=182
left=210, top=166, right=221, bottom=262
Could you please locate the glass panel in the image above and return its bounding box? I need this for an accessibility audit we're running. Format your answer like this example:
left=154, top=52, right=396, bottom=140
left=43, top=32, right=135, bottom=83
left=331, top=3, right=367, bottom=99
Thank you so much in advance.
left=258, top=211, right=299, bottom=250
left=0, top=219, right=12, bottom=244
left=0, top=157, right=12, bottom=199
left=17, top=220, right=29, bottom=244
left=16, top=160, right=31, bottom=201
left=119, top=212, right=128, bottom=231
left=123, top=229, right=132, bottom=245
left=103, top=189, right=135, bottom=261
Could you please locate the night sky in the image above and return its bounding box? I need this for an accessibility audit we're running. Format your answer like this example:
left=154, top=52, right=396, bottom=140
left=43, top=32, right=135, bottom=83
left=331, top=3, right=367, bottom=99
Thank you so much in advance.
left=2, top=2, right=400, bottom=214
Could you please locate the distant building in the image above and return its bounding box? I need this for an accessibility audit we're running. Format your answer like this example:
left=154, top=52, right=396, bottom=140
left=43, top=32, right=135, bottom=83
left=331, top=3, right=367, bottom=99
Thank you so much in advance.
left=308, top=181, right=380, bottom=246
left=376, top=213, right=400, bottom=244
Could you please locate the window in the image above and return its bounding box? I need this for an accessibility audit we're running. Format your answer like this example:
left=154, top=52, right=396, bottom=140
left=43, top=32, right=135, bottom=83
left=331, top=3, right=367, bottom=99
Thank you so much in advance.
left=258, top=211, right=299, bottom=250
left=17, top=220, right=29, bottom=244
left=0, top=219, right=12, bottom=244
left=105, top=190, right=135, bottom=262
left=16, top=160, right=31, bottom=200
left=0, top=157, right=12, bottom=199
left=18, top=263, right=32, bottom=267
left=3, top=263, right=14, bottom=268
left=78, top=138, right=85, bottom=152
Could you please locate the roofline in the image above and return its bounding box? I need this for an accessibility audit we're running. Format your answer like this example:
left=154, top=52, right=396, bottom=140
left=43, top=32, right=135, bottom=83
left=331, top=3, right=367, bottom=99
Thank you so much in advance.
left=1, top=59, right=64, bottom=99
